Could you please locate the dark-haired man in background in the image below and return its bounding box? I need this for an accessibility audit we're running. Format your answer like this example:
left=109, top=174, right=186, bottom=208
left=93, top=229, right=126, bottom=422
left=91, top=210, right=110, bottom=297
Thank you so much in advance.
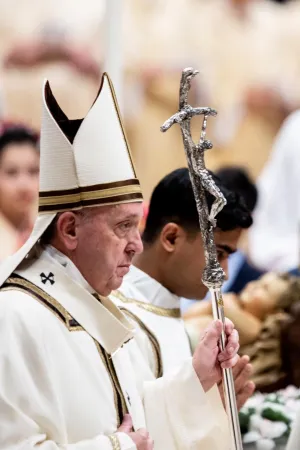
left=111, top=167, right=256, bottom=410
left=182, top=166, right=260, bottom=314
left=213, top=166, right=264, bottom=294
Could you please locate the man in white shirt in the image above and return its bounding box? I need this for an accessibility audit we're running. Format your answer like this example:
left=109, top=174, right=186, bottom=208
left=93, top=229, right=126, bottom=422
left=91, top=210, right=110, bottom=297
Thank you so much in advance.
left=112, top=167, right=255, bottom=408
left=0, top=74, right=239, bottom=449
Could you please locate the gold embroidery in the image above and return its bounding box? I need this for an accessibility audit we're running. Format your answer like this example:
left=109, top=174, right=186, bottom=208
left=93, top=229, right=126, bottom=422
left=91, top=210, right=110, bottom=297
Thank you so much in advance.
left=94, top=341, right=127, bottom=427
left=39, top=184, right=142, bottom=206
left=120, top=307, right=163, bottom=378
left=1, top=277, right=84, bottom=332
left=1, top=275, right=126, bottom=428
left=105, top=74, right=136, bottom=176
left=112, top=290, right=181, bottom=318
left=108, top=434, right=121, bottom=450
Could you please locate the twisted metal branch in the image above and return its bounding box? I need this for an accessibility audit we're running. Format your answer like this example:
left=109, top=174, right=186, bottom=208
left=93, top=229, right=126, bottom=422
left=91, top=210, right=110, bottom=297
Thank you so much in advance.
left=160, top=67, right=226, bottom=288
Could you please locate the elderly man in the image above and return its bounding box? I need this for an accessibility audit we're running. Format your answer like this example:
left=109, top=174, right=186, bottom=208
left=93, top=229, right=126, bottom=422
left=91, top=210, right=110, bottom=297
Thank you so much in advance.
left=111, top=168, right=255, bottom=409
left=0, top=74, right=239, bottom=449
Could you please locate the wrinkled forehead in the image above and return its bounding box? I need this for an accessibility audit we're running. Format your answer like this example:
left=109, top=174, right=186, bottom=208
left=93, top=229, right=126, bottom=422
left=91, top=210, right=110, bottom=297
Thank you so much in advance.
left=92, top=202, right=143, bottom=221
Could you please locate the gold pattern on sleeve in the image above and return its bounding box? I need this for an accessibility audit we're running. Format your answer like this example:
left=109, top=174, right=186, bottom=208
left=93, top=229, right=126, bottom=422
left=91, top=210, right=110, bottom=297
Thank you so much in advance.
left=108, top=434, right=121, bottom=450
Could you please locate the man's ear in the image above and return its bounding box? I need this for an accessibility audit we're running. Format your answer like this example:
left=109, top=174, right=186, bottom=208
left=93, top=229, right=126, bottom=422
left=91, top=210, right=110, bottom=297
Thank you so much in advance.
left=55, top=212, right=80, bottom=250
left=160, top=222, right=185, bottom=253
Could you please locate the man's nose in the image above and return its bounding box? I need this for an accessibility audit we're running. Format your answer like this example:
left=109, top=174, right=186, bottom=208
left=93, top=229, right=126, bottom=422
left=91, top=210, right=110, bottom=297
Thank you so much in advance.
left=16, top=173, right=33, bottom=191
left=133, top=229, right=144, bottom=255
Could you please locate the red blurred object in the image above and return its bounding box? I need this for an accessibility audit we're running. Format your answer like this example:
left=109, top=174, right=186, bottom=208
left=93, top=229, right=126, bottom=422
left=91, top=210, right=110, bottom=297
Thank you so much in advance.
left=3, top=40, right=101, bottom=81
left=138, top=202, right=149, bottom=234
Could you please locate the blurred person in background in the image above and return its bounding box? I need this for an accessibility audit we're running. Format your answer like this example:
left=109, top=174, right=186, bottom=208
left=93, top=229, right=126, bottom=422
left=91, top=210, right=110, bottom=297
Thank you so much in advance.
left=111, top=167, right=255, bottom=410
left=249, top=110, right=300, bottom=274
left=215, top=167, right=263, bottom=293
left=0, top=125, right=39, bottom=261
left=123, top=0, right=299, bottom=198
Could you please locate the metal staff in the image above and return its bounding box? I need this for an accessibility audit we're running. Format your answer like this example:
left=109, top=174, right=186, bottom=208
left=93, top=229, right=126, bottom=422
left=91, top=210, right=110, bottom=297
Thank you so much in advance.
left=161, top=67, right=243, bottom=450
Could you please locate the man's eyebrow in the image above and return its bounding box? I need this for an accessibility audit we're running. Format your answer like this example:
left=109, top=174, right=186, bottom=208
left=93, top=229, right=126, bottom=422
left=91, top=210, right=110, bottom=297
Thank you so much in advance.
left=216, top=244, right=236, bottom=255
left=117, top=213, right=140, bottom=221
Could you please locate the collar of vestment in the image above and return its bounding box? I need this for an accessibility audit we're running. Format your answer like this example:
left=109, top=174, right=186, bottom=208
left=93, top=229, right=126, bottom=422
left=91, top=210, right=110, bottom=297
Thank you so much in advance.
left=15, top=247, right=135, bottom=355
left=113, top=265, right=181, bottom=318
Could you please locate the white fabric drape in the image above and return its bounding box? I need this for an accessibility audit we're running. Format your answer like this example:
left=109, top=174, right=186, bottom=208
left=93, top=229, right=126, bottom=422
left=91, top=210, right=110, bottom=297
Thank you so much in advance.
left=249, top=110, right=300, bottom=271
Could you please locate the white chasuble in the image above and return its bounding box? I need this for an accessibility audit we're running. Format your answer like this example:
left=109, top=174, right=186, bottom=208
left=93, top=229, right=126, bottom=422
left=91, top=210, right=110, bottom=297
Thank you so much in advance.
left=0, top=248, right=229, bottom=449
left=111, top=265, right=230, bottom=448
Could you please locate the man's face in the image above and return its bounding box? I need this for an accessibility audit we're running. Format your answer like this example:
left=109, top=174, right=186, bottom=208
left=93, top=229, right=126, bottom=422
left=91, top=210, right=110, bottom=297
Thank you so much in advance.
left=0, top=143, right=39, bottom=220
left=73, top=203, right=143, bottom=296
left=165, top=227, right=242, bottom=299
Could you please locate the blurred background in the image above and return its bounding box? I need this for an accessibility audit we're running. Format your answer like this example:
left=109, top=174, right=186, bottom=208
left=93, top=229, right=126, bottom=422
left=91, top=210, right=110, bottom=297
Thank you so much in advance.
left=1, top=0, right=300, bottom=445
left=2, top=0, right=300, bottom=265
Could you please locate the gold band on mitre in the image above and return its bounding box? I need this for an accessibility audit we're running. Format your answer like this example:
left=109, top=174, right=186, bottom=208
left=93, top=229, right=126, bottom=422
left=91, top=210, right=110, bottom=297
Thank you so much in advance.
left=38, top=178, right=143, bottom=213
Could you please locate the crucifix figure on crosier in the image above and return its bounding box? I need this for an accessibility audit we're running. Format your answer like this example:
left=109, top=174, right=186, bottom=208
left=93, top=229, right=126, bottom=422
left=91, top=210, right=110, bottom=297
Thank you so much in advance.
left=161, top=67, right=243, bottom=450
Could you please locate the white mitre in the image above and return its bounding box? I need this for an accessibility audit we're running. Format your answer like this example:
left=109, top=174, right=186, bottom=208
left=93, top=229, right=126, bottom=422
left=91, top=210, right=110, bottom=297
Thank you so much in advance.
left=0, top=73, right=143, bottom=286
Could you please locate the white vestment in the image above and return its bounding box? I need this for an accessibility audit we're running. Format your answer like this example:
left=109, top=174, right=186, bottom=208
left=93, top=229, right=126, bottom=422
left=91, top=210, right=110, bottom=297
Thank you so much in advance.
left=249, top=110, right=300, bottom=271
left=0, top=247, right=229, bottom=449
left=111, top=265, right=230, bottom=447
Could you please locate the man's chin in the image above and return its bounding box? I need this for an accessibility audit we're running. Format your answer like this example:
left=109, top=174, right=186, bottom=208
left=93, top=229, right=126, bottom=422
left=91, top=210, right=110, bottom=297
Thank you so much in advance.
left=96, top=279, right=121, bottom=297
left=109, top=276, right=125, bottom=293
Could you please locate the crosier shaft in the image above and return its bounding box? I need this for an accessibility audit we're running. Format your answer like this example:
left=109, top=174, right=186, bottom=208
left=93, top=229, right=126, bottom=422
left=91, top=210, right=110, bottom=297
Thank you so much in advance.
left=211, top=288, right=243, bottom=450
left=161, top=67, right=243, bottom=450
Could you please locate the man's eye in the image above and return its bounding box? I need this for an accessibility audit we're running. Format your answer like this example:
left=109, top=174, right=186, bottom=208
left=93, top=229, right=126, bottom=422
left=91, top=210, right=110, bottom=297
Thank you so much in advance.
left=29, top=167, right=39, bottom=176
left=120, top=222, right=131, bottom=231
left=217, top=251, right=225, bottom=260
left=5, top=169, right=18, bottom=177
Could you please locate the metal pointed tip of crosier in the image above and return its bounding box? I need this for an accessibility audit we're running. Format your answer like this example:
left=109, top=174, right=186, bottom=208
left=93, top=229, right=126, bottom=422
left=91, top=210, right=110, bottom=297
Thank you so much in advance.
left=160, top=67, right=244, bottom=450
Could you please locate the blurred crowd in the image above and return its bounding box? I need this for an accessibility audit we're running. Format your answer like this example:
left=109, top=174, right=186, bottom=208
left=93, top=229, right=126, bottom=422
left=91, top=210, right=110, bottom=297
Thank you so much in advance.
left=1, top=0, right=300, bottom=396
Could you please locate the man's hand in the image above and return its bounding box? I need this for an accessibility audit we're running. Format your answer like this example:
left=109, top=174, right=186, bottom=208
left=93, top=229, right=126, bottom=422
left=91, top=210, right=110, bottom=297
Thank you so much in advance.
left=218, top=355, right=255, bottom=410
left=193, top=319, right=239, bottom=392
left=118, top=414, right=154, bottom=449
left=129, top=429, right=154, bottom=450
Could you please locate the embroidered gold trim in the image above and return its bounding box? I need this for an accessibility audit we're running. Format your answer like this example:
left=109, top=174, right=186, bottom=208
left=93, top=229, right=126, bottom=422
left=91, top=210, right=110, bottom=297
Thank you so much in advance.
left=38, top=194, right=143, bottom=214
left=94, top=341, right=127, bottom=427
left=120, top=307, right=163, bottom=378
left=108, top=434, right=121, bottom=450
left=39, top=179, right=140, bottom=197
left=1, top=276, right=126, bottom=428
left=39, top=184, right=142, bottom=207
left=1, top=278, right=84, bottom=332
left=105, top=73, right=136, bottom=176
left=112, top=290, right=181, bottom=318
